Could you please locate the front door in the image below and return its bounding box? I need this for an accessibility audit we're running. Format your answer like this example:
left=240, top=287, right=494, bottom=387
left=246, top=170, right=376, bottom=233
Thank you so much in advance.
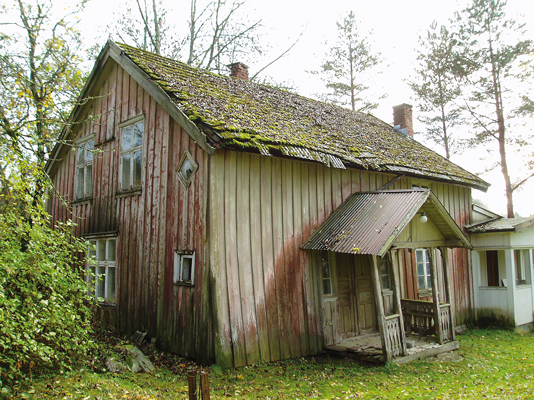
left=336, top=254, right=377, bottom=337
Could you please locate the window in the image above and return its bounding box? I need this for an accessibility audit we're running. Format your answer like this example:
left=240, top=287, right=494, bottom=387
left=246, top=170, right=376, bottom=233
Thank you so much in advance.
left=381, top=258, right=392, bottom=290
left=486, top=250, right=499, bottom=287
left=416, top=248, right=432, bottom=291
left=87, top=238, right=117, bottom=303
left=120, top=117, right=143, bottom=191
left=321, top=251, right=333, bottom=296
left=174, top=251, right=195, bottom=285
left=176, top=150, right=198, bottom=188
left=75, top=137, right=94, bottom=199
left=515, top=249, right=531, bottom=285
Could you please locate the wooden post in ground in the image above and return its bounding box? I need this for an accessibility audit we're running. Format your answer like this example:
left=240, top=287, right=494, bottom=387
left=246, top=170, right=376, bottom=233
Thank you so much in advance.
left=188, top=370, right=197, bottom=400
left=200, top=372, right=210, bottom=400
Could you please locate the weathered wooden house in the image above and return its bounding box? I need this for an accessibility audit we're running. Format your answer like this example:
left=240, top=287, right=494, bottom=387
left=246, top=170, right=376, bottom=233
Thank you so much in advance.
left=46, top=40, right=490, bottom=366
left=467, top=206, right=534, bottom=332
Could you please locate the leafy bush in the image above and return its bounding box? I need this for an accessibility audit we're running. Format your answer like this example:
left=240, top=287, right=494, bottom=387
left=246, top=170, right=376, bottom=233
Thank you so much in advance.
left=0, top=159, right=94, bottom=387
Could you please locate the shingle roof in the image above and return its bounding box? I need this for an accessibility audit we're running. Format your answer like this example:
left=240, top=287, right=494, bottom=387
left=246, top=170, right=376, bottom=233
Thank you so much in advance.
left=116, top=42, right=489, bottom=191
left=301, top=189, right=472, bottom=256
left=466, top=217, right=534, bottom=233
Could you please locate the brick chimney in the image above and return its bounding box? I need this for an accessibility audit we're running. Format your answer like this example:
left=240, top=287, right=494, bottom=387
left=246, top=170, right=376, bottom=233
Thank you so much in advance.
left=228, top=62, right=249, bottom=80
left=393, top=103, right=414, bottom=137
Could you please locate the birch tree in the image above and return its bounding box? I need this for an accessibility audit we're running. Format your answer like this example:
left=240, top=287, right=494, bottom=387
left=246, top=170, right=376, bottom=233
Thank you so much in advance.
left=0, top=0, right=87, bottom=204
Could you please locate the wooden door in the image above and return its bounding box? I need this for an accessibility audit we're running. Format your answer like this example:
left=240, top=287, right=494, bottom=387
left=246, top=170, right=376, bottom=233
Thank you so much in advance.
left=354, top=255, right=377, bottom=333
left=337, top=253, right=358, bottom=338
left=336, top=254, right=377, bottom=337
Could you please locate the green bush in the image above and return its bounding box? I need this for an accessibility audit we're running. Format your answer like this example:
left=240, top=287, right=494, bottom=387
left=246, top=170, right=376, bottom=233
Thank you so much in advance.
left=0, top=160, right=94, bottom=387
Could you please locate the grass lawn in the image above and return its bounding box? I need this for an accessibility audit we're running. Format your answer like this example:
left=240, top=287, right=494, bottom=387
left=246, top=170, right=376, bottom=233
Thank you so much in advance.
left=9, top=328, right=534, bottom=399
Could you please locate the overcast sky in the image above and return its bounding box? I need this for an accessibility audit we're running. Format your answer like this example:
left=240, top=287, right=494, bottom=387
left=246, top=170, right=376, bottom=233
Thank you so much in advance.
left=79, top=0, right=534, bottom=216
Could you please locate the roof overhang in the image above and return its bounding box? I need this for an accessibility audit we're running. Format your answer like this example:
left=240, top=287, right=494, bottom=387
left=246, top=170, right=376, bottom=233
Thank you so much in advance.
left=301, top=189, right=472, bottom=257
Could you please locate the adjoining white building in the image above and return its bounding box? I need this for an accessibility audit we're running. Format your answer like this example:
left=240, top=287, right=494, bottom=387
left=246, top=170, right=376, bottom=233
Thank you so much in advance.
left=467, top=205, right=534, bottom=332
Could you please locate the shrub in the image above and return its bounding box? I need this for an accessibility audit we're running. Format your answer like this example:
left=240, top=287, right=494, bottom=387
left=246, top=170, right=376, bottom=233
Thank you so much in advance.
left=0, top=158, right=94, bottom=387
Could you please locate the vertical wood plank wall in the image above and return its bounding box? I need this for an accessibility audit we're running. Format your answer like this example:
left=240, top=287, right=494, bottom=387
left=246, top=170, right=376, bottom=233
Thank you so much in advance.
left=48, top=62, right=212, bottom=363
left=208, top=150, right=474, bottom=367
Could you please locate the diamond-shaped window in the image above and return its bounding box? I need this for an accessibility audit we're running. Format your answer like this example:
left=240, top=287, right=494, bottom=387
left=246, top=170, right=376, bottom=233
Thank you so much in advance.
left=176, top=150, right=198, bottom=188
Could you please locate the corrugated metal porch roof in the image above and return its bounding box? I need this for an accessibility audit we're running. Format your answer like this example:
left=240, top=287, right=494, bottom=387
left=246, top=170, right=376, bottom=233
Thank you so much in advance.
left=301, top=189, right=471, bottom=257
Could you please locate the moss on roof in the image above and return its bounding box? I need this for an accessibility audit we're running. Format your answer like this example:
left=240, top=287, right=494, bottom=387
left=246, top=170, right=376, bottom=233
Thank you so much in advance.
left=118, top=43, right=489, bottom=190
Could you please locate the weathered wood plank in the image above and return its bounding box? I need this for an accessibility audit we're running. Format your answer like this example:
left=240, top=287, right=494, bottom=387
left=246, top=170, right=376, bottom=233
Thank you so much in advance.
left=236, top=152, right=260, bottom=365
left=224, top=151, right=247, bottom=366
left=272, top=157, right=291, bottom=360
left=259, top=156, right=281, bottom=362
left=210, top=152, right=233, bottom=367
left=249, top=154, right=271, bottom=362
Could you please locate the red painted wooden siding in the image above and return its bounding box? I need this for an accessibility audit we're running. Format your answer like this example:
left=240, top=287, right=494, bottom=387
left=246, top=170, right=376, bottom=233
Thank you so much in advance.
left=48, top=62, right=212, bottom=363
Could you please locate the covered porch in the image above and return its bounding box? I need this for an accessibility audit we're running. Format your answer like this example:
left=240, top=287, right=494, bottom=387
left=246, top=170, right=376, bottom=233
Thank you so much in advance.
left=302, top=189, right=471, bottom=363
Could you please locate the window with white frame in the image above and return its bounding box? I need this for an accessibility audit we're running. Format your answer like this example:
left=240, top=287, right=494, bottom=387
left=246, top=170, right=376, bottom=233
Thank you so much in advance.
left=416, top=248, right=432, bottom=291
left=515, top=249, right=531, bottom=285
left=87, top=238, right=117, bottom=303
left=174, top=251, right=195, bottom=286
left=75, top=137, right=94, bottom=199
left=120, top=117, right=143, bottom=191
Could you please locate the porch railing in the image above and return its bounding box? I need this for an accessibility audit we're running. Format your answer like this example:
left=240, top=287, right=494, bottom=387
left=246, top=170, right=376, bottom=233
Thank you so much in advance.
left=384, top=314, right=404, bottom=357
left=401, top=299, right=453, bottom=342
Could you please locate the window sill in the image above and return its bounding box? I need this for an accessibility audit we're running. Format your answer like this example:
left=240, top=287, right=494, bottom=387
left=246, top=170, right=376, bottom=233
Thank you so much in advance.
left=116, top=188, right=142, bottom=198
left=418, top=289, right=432, bottom=298
left=174, top=282, right=194, bottom=288
left=72, top=198, right=92, bottom=206
left=97, top=302, right=116, bottom=307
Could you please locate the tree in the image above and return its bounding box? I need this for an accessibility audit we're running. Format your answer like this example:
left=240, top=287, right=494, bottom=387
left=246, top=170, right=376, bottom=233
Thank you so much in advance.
left=0, top=0, right=88, bottom=206
left=452, top=0, right=533, bottom=217
left=113, top=0, right=180, bottom=58
left=409, top=22, right=465, bottom=159
left=112, top=0, right=302, bottom=82
left=313, top=11, right=384, bottom=112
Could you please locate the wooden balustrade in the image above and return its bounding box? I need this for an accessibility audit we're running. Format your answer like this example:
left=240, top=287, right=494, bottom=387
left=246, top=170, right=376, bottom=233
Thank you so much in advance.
left=384, top=314, right=403, bottom=357
left=401, top=299, right=453, bottom=342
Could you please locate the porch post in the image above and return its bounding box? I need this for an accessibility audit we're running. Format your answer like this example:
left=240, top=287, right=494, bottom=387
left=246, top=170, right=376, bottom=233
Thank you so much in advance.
left=440, top=247, right=456, bottom=340
left=428, top=247, right=444, bottom=344
left=391, top=249, right=407, bottom=356
left=371, top=255, right=390, bottom=361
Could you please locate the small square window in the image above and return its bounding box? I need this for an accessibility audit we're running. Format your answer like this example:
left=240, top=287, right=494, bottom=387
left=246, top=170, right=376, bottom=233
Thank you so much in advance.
left=176, top=150, right=198, bottom=188
left=174, top=251, right=195, bottom=286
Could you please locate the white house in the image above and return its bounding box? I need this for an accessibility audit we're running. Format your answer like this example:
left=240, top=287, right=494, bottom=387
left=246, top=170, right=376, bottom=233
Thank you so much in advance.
left=467, top=205, right=534, bottom=332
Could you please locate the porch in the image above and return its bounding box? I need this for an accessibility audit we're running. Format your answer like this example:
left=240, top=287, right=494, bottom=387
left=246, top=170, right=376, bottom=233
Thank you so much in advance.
left=326, top=332, right=459, bottom=364
left=326, top=298, right=458, bottom=364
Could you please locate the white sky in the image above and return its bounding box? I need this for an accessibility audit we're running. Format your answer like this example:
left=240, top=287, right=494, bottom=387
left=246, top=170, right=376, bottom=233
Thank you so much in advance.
left=78, top=0, right=534, bottom=216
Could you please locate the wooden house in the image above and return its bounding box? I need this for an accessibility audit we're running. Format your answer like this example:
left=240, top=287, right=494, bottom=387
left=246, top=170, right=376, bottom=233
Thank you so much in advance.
left=467, top=206, right=534, bottom=332
left=46, top=40, right=490, bottom=366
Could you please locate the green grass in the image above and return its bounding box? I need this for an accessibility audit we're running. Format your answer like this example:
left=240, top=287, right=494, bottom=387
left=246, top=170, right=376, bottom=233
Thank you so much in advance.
left=7, top=329, right=534, bottom=399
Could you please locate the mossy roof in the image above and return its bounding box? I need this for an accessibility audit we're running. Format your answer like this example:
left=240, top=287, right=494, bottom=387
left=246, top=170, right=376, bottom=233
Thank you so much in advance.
left=117, top=43, right=489, bottom=191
